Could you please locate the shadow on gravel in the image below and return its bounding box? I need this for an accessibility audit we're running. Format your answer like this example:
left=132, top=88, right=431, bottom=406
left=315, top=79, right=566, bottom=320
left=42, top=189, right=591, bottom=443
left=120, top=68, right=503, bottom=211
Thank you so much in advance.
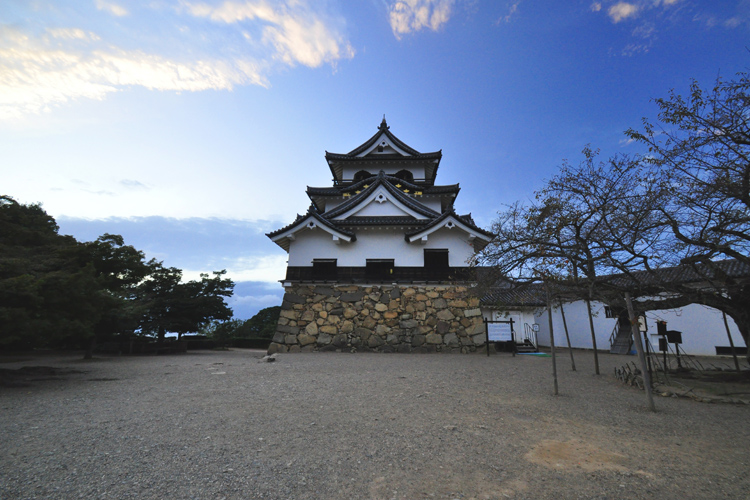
left=0, top=366, right=88, bottom=388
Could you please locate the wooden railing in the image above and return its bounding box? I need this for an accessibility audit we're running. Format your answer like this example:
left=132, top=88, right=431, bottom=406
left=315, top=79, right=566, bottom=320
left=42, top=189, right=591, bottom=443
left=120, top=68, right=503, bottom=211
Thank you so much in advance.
left=284, top=266, right=475, bottom=283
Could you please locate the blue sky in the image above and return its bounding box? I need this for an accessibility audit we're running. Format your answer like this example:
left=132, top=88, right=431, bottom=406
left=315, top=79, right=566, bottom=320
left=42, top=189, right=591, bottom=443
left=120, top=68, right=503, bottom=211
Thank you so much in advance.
left=2, top=0, right=748, bottom=319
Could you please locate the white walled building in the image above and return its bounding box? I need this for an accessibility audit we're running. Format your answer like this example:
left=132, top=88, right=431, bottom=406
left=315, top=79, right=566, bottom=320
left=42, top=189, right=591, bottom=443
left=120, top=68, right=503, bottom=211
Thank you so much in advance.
left=480, top=284, right=747, bottom=357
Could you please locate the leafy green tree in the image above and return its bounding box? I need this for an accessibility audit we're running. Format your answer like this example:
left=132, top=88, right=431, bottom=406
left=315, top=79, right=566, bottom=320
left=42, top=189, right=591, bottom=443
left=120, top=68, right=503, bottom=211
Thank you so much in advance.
left=201, top=306, right=281, bottom=340
left=0, top=196, right=102, bottom=349
left=238, top=306, right=281, bottom=339
left=80, top=234, right=153, bottom=357
left=139, top=264, right=234, bottom=340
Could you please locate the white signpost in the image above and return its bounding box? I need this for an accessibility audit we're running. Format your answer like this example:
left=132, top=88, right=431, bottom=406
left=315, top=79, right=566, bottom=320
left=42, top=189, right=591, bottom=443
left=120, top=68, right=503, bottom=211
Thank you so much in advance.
left=487, top=322, right=513, bottom=342
left=484, top=319, right=515, bottom=356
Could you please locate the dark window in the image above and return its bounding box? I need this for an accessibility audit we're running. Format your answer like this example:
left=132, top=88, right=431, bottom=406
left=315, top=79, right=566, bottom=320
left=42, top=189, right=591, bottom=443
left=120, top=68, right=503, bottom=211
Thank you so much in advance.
left=312, top=259, right=337, bottom=280
left=366, top=259, right=394, bottom=280
left=353, top=170, right=373, bottom=183
left=394, top=169, right=414, bottom=183
left=424, top=249, right=449, bottom=279
left=424, top=249, right=449, bottom=269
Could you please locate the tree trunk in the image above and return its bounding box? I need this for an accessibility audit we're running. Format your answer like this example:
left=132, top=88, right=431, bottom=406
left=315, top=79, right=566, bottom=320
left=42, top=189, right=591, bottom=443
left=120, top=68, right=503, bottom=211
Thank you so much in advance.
left=84, top=335, right=96, bottom=360
left=545, top=282, right=559, bottom=396
left=559, top=300, right=576, bottom=371
left=585, top=297, right=600, bottom=375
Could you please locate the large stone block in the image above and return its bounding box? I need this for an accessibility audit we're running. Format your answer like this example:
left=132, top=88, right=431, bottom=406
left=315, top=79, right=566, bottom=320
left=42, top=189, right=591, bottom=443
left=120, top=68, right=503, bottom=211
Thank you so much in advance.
left=399, top=319, right=419, bottom=329
left=320, top=325, right=338, bottom=335
left=284, top=293, right=307, bottom=304
left=437, top=309, right=455, bottom=321
left=305, top=322, right=318, bottom=335
left=472, top=333, right=486, bottom=346
left=444, top=333, right=459, bottom=346
left=432, top=298, right=447, bottom=309
left=267, top=342, right=285, bottom=354
left=276, top=324, right=300, bottom=335
left=368, top=335, right=385, bottom=347
left=340, top=292, right=364, bottom=302
left=362, top=316, right=377, bottom=330
left=332, top=334, right=348, bottom=347
left=280, top=310, right=298, bottom=320
left=298, top=333, right=316, bottom=346
left=412, top=334, right=426, bottom=346
left=464, top=308, right=482, bottom=318
left=426, top=333, right=443, bottom=345
left=284, top=334, right=298, bottom=345
left=272, top=332, right=286, bottom=344
left=317, top=333, right=332, bottom=345
left=315, top=287, right=335, bottom=296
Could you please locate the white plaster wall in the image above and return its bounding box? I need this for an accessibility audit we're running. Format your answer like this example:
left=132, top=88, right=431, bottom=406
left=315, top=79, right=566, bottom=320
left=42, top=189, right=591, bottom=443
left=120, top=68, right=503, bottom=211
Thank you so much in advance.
left=532, top=300, right=744, bottom=356
left=287, top=226, right=476, bottom=267
left=534, top=301, right=616, bottom=352
left=419, top=197, right=442, bottom=212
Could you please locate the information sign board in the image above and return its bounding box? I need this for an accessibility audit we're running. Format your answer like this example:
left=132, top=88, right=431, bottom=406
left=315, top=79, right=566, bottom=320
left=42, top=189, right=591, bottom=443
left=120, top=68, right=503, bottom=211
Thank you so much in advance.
left=488, top=322, right=513, bottom=342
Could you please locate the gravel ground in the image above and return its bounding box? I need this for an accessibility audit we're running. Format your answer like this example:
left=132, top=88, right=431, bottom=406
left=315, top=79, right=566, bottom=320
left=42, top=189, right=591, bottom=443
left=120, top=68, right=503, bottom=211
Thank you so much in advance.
left=1, top=349, right=749, bottom=500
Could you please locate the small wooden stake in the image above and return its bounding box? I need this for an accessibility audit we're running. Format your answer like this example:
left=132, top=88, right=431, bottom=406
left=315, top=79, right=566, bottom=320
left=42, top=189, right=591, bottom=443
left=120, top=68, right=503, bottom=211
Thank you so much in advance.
left=585, top=297, right=600, bottom=375
left=722, top=312, right=741, bottom=373
left=625, top=292, right=655, bottom=412
left=559, top=300, right=576, bottom=371
left=546, top=283, right=559, bottom=396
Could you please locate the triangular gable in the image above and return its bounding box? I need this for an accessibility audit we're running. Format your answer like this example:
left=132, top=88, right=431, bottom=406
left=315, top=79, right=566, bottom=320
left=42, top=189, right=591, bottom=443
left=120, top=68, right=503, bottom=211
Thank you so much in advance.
left=356, top=132, right=412, bottom=157
left=267, top=213, right=354, bottom=252
left=406, top=213, right=493, bottom=250
left=332, top=185, right=429, bottom=220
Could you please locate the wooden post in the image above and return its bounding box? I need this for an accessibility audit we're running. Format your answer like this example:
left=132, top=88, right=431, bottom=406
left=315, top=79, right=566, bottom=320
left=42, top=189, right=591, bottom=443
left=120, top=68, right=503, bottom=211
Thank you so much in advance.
left=585, top=297, right=600, bottom=375
left=559, top=300, right=576, bottom=371
left=545, top=283, right=559, bottom=396
left=722, top=312, right=741, bottom=373
left=624, top=292, right=655, bottom=412
left=485, top=318, right=490, bottom=357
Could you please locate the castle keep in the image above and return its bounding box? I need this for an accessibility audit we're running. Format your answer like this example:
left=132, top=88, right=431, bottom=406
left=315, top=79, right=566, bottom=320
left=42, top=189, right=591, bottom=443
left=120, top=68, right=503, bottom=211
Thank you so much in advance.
left=266, top=119, right=493, bottom=353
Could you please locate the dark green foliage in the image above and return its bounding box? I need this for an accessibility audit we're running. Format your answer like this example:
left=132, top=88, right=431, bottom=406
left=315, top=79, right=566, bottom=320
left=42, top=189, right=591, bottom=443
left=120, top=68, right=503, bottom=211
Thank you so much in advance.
left=241, top=306, right=281, bottom=339
left=139, top=266, right=234, bottom=340
left=201, top=306, right=281, bottom=340
left=0, top=196, right=102, bottom=348
left=0, top=196, right=235, bottom=351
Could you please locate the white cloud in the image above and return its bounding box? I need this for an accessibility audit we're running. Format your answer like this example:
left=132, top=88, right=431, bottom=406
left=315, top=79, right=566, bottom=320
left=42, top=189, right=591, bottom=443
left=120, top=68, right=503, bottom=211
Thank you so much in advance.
left=590, top=2, right=602, bottom=12
left=0, top=1, right=353, bottom=120
left=185, top=1, right=354, bottom=68
left=95, top=0, right=129, bottom=17
left=498, top=2, right=521, bottom=24
left=184, top=254, right=288, bottom=283
left=608, top=2, right=639, bottom=23
left=388, top=0, right=455, bottom=39
left=0, top=26, right=268, bottom=119
left=46, top=28, right=101, bottom=41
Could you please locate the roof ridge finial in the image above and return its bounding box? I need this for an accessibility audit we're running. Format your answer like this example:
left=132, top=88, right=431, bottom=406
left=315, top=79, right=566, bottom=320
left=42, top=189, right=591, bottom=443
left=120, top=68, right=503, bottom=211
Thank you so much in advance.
left=379, top=115, right=389, bottom=131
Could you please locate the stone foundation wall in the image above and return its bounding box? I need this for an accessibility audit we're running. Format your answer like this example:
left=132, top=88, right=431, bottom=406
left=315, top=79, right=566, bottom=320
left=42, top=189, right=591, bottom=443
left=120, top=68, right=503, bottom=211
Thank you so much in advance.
left=268, top=284, right=486, bottom=354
